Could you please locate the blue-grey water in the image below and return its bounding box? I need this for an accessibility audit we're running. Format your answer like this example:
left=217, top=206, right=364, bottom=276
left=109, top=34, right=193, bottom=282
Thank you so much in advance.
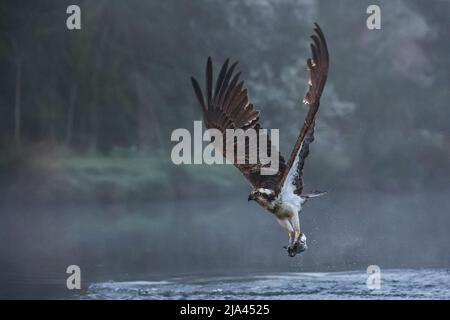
left=1, top=192, right=450, bottom=299
left=84, top=269, right=450, bottom=300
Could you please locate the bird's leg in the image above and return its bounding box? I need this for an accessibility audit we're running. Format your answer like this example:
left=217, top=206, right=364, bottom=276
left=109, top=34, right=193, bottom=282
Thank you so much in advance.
left=290, top=213, right=301, bottom=244
left=288, top=213, right=307, bottom=256
left=276, top=218, right=295, bottom=249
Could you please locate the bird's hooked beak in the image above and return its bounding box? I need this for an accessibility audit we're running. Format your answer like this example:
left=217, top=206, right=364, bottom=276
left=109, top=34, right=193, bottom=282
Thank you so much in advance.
left=248, top=194, right=255, bottom=201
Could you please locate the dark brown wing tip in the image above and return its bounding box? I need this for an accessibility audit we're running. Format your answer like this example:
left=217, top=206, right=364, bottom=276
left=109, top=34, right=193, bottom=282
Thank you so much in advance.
left=313, top=23, right=329, bottom=59
left=313, top=22, right=321, bottom=31
left=191, top=76, right=207, bottom=112
left=215, top=58, right=230, bottom=97
left=221, top=58, right=231, bottom=74
left=206, top=57, right=214, bottom=107
left=313, top=23, right=324, bottom=39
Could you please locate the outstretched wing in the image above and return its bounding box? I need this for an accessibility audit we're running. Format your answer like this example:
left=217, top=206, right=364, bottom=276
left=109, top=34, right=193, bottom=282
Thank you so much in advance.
left=279, top=23, right=329, bottom=195
left=191, top=57, right=287, bottom=189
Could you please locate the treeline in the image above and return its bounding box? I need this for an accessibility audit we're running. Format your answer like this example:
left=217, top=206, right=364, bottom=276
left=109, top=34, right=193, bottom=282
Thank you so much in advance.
left=0, top=0, right=313, bottom=154
left=0, top=0, right=449, bottom=190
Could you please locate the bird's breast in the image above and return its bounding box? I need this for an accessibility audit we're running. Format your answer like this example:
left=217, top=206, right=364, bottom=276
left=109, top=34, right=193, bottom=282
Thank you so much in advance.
left=273, top=194, right=303, bottom=218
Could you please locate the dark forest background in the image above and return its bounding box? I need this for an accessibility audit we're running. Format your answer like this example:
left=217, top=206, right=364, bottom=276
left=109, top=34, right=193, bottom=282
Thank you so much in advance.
left=0, top=0, right=449, bottom=298
left=0, top=0, right=449, bottom=203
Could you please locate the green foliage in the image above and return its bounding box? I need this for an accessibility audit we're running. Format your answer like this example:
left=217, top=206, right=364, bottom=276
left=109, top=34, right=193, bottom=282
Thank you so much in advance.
left=0, top=0, right=449, bottom=202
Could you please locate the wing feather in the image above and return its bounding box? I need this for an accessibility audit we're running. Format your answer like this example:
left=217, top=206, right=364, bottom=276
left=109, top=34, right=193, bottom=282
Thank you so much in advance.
left=191, top=58, right=286, bottom=189
left=279, top=23, right=329, bottom=195
left=191, top=23, right=328, bottom=194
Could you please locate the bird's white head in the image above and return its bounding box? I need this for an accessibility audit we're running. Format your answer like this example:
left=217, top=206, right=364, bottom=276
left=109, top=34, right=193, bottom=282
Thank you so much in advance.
left=248, top=188, right=277, bottom=210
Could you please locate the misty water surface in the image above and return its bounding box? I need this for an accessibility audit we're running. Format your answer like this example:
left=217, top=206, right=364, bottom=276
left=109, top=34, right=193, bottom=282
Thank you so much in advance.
left=0, top=191, right=449, bottom=298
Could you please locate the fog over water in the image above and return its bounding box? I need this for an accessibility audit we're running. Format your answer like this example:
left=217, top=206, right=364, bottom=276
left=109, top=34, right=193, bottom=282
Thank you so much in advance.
left=1, top=191, right=449, bottom=298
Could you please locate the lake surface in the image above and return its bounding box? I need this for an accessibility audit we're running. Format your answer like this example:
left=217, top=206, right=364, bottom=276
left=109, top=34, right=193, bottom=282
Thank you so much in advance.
left=1, top=191, right=449, bottom=298
left=84, top=269, right=450, bottom=300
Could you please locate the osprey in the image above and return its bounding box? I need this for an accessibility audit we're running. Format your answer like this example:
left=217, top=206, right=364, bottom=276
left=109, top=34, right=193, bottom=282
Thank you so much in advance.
left=190, top=23, right=329, bottom=257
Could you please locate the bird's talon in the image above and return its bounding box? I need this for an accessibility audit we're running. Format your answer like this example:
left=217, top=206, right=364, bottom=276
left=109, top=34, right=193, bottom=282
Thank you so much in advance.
left=286, top=237, right=307, bottom=257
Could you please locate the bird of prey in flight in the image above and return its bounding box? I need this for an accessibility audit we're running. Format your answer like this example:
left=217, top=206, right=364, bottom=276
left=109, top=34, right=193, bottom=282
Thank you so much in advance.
left=190, top=23, right=329, bottom=257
